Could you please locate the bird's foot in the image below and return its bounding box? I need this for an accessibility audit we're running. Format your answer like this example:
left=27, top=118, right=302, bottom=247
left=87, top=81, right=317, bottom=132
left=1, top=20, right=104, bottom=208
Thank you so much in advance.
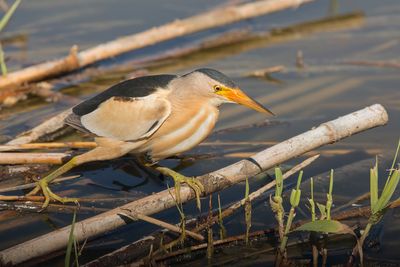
left=156, top=167, right=204, bottom=210
left=27, top=178, right=79, bottom=210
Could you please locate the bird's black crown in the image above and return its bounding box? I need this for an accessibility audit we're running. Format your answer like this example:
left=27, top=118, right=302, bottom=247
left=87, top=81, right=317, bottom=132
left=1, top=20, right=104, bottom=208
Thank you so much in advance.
left=194, top=68, right=238, bottom=88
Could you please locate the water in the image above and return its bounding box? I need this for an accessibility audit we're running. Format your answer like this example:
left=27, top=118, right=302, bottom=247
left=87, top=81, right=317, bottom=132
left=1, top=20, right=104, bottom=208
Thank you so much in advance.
left=0, top=0, right=399, bottom=266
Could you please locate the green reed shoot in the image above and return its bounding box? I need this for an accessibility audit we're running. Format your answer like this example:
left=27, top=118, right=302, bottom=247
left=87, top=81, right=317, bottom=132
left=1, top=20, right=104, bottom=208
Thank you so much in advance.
left=326, top=169, right=334, bottom=220
left=65, top=210, right=78, bottom=267
left=360, top=139, right=400, bottom=245
left=308, top=177, right=316, bottom=222
left=270, top=167, right=285, bottom=240
left=279, top=171, right=303, bottom=254
left=244, top=178, right=252, bottom=245
left=162, top=184, right=187, bottom=251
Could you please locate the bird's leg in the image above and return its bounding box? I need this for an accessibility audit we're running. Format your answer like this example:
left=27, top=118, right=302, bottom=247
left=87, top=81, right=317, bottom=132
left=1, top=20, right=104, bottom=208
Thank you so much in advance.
left=27, top=157, right=80, bottom=208
left=27, top=141, right=138, bottom=209
left=155, top=166, right=204, bottom=210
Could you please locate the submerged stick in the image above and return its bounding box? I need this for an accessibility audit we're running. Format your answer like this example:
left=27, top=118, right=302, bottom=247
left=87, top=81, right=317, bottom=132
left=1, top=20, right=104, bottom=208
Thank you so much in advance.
left=0, top=0, right=314, bottom=89
left=0, top=175, right=79, bottom=193
left=119, top=212, right=204, bottom=242
left=0, top=104, right=388, bottom=266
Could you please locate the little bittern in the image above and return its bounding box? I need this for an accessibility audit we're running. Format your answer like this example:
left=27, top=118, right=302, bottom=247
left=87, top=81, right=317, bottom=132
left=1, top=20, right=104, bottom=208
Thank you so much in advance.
left=26, top=68, right=274, bottom=209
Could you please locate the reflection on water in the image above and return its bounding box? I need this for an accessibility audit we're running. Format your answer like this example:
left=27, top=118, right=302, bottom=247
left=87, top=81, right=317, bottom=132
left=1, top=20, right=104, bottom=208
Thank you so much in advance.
left=0, top=0, right=399, bottom=265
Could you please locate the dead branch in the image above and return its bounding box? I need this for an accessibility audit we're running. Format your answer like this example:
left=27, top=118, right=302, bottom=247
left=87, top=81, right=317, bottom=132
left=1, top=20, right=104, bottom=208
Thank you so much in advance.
left=119, top=212, right=204, bottom=242
left=0, top=0, right=314, bottom=90
left=0, top=104, right=388, bottom=266
left=246, top=65, right=286, bottom=78
left=342, top=60, right=400, bottom=69
left=0, top=152, right=71, bottom=164
left=0, top=175, right=79, bottom=193
left=0, top=141, right=96, bottom=152
left=154, top=229, right=272, bottom=263
left=0, top=201, right=108, bottom=214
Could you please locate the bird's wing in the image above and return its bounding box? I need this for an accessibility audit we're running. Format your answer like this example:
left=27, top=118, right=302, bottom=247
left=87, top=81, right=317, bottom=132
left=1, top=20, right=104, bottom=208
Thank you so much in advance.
left=72, top=74, right=177, bottom=116
left=66, top=95, right=171, bottom=141
left=65, top=74, right=176, bottom=141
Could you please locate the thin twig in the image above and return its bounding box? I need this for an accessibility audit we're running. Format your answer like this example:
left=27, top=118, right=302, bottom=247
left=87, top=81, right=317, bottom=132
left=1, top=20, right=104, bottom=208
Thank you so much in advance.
left=0, top=175, right=80, bottom=193
left=118, top=212, right=204, bottom=242
left=0, top=142, right=97, bottom=152
left=154, top=229, right=271, bottom=262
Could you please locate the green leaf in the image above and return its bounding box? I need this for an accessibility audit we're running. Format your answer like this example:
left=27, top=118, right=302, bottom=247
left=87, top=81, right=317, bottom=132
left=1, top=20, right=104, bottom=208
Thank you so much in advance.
left=294, top=219, right=363, bottom=265
left=370, top=160, right=379, bottom=209
left=388, top=138, right=400, bottom=178
left=290, top=189, right=301, bottom=207
left=294, top=220, right=353, bottom=235
left=373, top=170, right=400, bottom=214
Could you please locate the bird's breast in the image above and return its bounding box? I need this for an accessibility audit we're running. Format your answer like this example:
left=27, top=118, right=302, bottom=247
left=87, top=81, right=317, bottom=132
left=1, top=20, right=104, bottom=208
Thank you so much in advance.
left=139, top=105, right=218, bottom=161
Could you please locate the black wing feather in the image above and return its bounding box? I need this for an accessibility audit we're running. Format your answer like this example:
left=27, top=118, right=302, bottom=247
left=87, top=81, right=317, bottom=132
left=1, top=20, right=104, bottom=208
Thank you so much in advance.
left=72, top=74, right=176, bottom=116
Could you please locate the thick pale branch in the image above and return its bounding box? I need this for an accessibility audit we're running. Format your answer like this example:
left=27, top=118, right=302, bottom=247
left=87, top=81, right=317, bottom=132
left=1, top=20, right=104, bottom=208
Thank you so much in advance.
left=0, top=0, right=313, bottom=89
left=0, top=104, right=388, bottom=265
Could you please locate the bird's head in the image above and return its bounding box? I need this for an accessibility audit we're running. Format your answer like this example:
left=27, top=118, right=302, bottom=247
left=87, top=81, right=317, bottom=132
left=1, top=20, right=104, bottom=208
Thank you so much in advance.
left=188, top=68, right=274, bottom=115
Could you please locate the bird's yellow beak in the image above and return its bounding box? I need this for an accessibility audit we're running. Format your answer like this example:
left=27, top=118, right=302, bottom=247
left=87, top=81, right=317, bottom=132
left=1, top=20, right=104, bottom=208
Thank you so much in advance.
left=218, top=87, right=274, bottom=115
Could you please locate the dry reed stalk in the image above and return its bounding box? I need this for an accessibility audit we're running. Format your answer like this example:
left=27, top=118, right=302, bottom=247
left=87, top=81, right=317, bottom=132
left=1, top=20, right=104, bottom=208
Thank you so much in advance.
left=119, top=212, right=204, bottom=242
left=0, top=141, right=97, bottom=152
left=0, top=152, right=71, bottom=164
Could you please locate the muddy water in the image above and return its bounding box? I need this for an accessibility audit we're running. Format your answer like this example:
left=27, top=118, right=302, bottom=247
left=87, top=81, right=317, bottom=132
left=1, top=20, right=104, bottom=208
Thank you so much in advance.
left=0, top=0, right=399, bottom=266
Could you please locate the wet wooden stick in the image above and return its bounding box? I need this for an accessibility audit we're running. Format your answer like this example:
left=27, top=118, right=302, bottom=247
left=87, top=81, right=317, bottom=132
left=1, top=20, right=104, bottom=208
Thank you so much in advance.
left=0, top=141, right=97, bottom=152
left=0, top=175, right=80, bottom=193
left=0, top=0, right=314, bottom=90
left=0, top=104, right=388, bottom=266
left=118, top=212, right=204, bottom=241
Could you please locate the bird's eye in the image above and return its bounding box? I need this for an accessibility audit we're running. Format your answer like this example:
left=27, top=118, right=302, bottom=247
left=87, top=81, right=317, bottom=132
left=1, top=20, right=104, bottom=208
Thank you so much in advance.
left=214, top=85, right=222, bottom=92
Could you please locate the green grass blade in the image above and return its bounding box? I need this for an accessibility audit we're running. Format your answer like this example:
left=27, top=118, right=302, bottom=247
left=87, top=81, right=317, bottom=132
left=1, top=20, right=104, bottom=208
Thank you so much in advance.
left=370, top=159, right=379, bottom=209
left=309, top=178, right=316, bottom=221
left=374, top=170, right=400, bottom=214
left=328, top=169, right=334, bottom=196
left=0, top=43, right=6, bottom=76
left=389, top=138, right=400, bottom=177
left=65, top=210, right=77, bottom=267
left=0, top=0, right=21, bottom=32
